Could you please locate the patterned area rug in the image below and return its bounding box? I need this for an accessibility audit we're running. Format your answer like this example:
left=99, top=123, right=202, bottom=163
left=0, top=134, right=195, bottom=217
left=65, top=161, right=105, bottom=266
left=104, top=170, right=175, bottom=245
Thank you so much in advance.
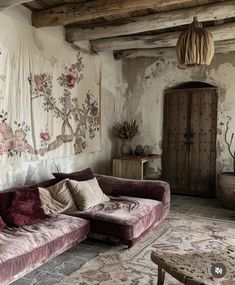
left=58, top=214, right=235, bottom=285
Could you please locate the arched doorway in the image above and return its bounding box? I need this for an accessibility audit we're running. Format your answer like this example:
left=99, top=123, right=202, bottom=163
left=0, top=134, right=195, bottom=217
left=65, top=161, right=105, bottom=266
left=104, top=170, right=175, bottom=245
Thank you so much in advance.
left=162, top=81, right=218, bottom=197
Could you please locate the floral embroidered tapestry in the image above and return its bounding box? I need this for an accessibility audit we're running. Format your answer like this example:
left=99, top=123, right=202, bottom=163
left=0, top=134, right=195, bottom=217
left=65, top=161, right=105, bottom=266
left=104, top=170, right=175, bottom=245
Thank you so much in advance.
left=0, top=15, right=101, bottom=162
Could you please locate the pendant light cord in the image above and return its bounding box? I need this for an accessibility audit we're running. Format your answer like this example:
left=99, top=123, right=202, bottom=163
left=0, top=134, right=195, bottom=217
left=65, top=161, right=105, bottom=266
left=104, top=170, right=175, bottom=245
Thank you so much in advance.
left=195, top=0, right=198, bottom=21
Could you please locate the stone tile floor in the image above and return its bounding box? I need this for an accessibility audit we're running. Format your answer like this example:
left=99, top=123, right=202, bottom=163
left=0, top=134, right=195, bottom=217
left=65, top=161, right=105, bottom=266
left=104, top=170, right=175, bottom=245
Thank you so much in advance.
left=12, top=195, right=235, bottom=285
left=171, top=195, right=235, bottom=220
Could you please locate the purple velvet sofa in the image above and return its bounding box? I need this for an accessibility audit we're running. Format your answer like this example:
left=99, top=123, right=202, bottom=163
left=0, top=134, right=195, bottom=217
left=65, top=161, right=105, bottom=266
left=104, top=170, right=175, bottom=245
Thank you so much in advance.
left=72, top=174, right=171, bottom=247
left=0, top=173, right=170, bottom=284
left=36, top=173, right=170, bottom=247
left=0, top=180, right=90, bottom=285
left=0, top=214, right=89, bottom=285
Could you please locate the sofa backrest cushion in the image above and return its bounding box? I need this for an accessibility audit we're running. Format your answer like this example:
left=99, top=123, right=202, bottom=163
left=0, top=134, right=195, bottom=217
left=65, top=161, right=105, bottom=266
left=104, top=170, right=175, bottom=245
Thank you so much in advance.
left=0, top=216, right=6, bottom=230
left=6, top=186, right=48, bottom=227
left=52, top=168, right=94, bottom=182
left=67, top=178, right=110, bottom=211
left=0, top=192, right=14, bottom=223
left=37, top=178, right=59, bottom=188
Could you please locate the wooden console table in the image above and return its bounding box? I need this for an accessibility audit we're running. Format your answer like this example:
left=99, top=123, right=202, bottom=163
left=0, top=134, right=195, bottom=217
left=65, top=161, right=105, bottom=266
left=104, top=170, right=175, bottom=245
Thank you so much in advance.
left=112, top=155, right=160, bottom=180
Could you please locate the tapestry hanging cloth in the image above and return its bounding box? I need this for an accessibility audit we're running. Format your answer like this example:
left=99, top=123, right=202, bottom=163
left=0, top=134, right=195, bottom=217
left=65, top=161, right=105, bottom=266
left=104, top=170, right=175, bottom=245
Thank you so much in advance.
left=0, top=14, right=101, bottom=163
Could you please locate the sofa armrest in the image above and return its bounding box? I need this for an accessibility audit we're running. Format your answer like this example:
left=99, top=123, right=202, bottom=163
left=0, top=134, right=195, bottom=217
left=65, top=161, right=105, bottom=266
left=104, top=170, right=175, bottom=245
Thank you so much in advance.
left=96, top=174, right=171, bottom=215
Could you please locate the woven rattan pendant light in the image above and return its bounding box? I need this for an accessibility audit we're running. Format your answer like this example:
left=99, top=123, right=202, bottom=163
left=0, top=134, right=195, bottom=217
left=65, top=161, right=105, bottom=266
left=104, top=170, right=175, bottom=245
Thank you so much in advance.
left=176, top=17, right=214, bottom=69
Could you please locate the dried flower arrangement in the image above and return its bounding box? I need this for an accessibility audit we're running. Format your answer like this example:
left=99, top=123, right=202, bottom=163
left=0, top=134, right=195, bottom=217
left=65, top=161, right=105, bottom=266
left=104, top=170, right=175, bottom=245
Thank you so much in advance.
left=112, top=120, right=140, bottom=140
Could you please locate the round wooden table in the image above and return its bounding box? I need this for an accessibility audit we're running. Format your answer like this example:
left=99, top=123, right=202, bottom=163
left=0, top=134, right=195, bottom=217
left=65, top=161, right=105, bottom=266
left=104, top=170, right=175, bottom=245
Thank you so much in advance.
left=151, top=246, right=235, bottom=285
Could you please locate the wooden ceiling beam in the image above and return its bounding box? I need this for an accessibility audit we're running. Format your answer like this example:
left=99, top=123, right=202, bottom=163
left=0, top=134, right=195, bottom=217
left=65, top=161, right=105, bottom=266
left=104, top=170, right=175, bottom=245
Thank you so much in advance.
left=114, top=39, right=235, bottom=59
left=91, top=22, right=235, bottom=51
left=0, top=0, right=32, bottom=11
left=32, top=0, right=215, bottom=28
left=66, top=0, right=235, bottom=41
left=114, top=48, right=176, bottom=60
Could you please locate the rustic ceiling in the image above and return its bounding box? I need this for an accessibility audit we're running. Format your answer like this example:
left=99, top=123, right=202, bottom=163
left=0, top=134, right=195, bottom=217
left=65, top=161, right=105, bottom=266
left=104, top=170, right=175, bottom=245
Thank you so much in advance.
left=25, top=0, right=229, bottom=28
left=13, top=0, right=235, bottom=57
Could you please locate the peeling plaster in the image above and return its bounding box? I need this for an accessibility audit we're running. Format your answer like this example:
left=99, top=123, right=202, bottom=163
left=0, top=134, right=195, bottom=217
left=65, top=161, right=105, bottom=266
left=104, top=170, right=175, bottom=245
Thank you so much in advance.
left=121, top=51, right=235, bottom=177
left=2, top=9, right=235, bottom=189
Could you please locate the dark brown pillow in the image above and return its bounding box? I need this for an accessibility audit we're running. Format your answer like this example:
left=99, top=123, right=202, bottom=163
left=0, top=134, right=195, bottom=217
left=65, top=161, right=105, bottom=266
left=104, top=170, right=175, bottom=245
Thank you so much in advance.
left=52, top=168, right=94, bottom=182
left=6, top=186, right=48, bottom=227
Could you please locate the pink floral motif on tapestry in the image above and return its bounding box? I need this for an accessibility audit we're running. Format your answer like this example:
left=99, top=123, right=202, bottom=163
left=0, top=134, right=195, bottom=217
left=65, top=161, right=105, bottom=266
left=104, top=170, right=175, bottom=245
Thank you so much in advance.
left=0, top=122, right=11, bottom=138
left=5, top=137, right=17, bottom=150
left=0, top=52, right=100, bottom=161
left=0, top=144, right=4, bottom=156
left=30, top=53, right=100, bottom=156
left=35, top=75, right=45, bottom=92
left=15, top=130, right=26, bottom=140
left=40, top=132, right=50, bottom=141
left=74, top=137, right=88, bottom=154
left=0, top=110, right=33, bottom=158
left=31, top=73, right=52, bottom=99
left=91, top=106, right=98, bottom=117
left=66, top=72, right=78, bottom=89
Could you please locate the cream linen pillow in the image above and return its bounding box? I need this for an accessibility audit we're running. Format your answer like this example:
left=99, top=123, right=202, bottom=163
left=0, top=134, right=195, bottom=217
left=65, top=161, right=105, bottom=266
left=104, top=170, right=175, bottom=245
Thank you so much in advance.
left=39, top=179, right=77, bottom=214
left=39, top=187, right=65, bottom=214
left=68, top=177, right=110, bottom=210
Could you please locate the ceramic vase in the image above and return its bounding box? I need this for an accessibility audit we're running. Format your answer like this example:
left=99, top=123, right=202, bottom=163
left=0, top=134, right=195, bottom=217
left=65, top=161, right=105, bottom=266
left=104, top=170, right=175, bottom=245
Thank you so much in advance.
left=218, top=172, right=235, bottom=210
left=120, top=139, right=133, bottom=156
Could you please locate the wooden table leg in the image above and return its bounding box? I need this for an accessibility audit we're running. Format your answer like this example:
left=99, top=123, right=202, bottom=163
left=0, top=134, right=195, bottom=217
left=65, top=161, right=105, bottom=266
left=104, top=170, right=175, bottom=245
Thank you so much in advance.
left=157, top=266, right=166, bottom=285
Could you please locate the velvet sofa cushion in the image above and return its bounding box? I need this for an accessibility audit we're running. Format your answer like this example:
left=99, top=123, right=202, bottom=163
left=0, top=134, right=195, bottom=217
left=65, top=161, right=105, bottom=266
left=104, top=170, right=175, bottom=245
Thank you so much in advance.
left=68, top=178, right=110, bottom=210
left=73, top=195, right=164, bottom=246
left=6, top=186, right=48, bottom=227
left=53, top=168, right=94, bottom=182
left=0, top=216, right=6, bottom=230
left=0, top=214, right=90, bottom=285
left=96, top=174, right=171, bottom=219
left=38, top=179, right=77, bottom=214
left=0, top=192, right=14, bottom=223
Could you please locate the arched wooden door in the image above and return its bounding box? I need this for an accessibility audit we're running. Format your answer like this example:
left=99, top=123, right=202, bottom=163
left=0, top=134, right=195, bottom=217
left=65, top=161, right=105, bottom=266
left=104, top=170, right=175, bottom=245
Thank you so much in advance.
left=162, top=85, right=217, bottom=197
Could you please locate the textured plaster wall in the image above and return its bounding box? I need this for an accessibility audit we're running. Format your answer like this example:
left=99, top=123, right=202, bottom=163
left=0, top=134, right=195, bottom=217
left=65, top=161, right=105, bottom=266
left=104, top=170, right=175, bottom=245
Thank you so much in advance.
left=2, top=6, right=235, bottom=189
left=121, top=52, right=235, bottom=176
left=0, top=9, right=124, bottom=190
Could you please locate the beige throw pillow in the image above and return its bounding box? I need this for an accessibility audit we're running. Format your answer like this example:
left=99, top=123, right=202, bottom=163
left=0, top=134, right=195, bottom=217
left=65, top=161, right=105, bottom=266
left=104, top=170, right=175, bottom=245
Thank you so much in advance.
left=68, top=178, right=110, bottom=210
left=39, top=187, right=65, bottom=214
left=39, top=179, right=77, bottom=214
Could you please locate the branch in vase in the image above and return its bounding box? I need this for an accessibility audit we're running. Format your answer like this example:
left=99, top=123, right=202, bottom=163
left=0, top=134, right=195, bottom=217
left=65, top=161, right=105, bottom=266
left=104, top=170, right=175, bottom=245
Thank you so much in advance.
left=225, top=120, right=235, bottom=159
